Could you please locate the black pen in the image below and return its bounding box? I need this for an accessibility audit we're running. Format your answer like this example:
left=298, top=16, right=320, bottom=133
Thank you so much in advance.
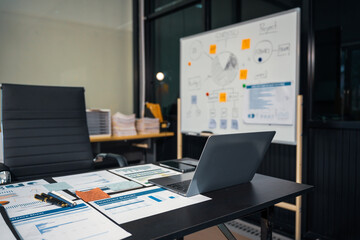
left=34, top=193, right=68, bottom=208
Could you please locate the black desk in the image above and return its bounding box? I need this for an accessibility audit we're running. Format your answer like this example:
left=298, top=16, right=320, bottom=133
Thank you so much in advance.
left=121, top=174, right=313, bottom=240
left=4, top=172, right=312, bottom=240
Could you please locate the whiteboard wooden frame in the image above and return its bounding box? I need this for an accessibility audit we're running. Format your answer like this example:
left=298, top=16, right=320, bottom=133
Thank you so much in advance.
left=180, top=8, right=300, bottom=145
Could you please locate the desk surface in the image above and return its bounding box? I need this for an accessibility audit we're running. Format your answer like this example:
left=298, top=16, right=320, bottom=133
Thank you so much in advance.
left=89, top=132, right=174, bottom=142
left=4, top=171, right=312, bottom=240
left=121, top=174, right=313, bottom=240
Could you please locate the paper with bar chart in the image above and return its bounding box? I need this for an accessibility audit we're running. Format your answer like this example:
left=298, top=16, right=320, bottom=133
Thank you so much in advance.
left=109, top=164, right=182, bottom=186
left=53, top=170, right=140, bottom=193
left=0, top=179, right=51, bottom=215
left=9, top=200, right=131, bottom=240
left=90, top=186, right=211, bottom=224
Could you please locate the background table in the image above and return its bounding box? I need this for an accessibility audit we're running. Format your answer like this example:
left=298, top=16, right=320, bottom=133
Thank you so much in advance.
left=90, top=132, right=174, bottom=163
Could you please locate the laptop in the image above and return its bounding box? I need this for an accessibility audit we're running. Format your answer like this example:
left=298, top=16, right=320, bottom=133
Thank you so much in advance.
left=149, top=131, right=275, bottom=197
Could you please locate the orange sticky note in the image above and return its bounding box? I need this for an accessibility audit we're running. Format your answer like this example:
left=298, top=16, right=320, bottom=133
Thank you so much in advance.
left=242, top=39, right=251, bottom=50
left=219, top=92, right=227, bottom=102
left=76, top=188, right=110, bottom=202
left=209, top=44, right=216, bottom=54
left=240, top=69, right=248, bottom=80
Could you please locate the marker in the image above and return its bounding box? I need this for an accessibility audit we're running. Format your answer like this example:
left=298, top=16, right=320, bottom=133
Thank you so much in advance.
left=187, top=132, right=198, bottom=136
left=200, top=131, right=213, bottom=136
left=0, top=201, right=9, bottom=206
left=34, top=193, right=68, bottom=208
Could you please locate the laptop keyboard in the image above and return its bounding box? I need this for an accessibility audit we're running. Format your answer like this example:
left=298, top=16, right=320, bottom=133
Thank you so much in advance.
left=167, top=180, right=191, bottom=194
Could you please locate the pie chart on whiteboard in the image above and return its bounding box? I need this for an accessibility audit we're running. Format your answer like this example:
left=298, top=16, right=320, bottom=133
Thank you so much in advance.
left=211, top=52, right=238, bottom=87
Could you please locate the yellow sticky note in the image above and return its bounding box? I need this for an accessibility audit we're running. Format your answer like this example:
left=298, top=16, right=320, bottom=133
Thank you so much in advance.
left=242, top=39, right=251, bottom=50
left=209, top=44, right=217, bottom=54
left=240, top=69, right=248, bottom=80
left=219, top=92, right=227, bottom=102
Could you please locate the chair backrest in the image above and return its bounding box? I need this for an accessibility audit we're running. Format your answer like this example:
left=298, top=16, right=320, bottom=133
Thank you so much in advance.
left=1, top=84, right=93, bottom=180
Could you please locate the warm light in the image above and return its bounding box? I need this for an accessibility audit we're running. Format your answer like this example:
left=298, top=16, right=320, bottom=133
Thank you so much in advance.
left=156, top=72, right=165, bottom=81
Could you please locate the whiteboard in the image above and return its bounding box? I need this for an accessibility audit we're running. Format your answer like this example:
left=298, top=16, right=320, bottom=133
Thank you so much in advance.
left=180, top=8, right=300, bottom=145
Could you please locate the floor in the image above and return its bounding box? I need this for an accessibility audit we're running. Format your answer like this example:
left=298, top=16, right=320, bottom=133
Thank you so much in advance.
left=185, top=226, right=252, bottom=240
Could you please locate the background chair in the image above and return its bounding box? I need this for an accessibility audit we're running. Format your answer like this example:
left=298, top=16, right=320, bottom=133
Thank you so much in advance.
left=1, top=83, right=127, bottom=182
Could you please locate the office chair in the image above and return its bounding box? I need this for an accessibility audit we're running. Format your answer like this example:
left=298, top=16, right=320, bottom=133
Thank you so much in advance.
left=0, top=83, right=127, bottom=182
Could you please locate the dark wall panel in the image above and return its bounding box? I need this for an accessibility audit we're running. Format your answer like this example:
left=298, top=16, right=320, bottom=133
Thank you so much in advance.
left=258, top=143, right=296, bottom=181
left=308, top=128, right=360, bottom=240
left=255, top=143, right=297, bottom=235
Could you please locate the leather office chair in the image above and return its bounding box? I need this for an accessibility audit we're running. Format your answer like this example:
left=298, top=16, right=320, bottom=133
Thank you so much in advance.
left=0, top=83, right=127, bottom=182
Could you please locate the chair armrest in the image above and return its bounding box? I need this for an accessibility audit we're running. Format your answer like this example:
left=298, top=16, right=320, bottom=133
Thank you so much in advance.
left=0, top=163, right=12, bottom=184
left=93, top=153, right=128, bottom=169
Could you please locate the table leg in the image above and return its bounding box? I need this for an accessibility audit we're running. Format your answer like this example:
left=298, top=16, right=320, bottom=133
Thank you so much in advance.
left=217, top=223, right=237, bottom=240
left=92, top=142, right=101, bottom=155
left=261, top=206, right=274, bottom=240
left=145, top=138, right=156, bottom=163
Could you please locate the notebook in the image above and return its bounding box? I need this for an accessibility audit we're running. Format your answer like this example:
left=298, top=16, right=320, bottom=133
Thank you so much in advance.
left=149, top=131, right=275, bottom=197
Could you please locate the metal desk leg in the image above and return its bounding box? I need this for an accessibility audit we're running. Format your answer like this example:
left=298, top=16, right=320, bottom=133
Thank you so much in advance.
left=145, top=138, right=156, bottom=163
left=218, top=223, right=237, bottom=240
left=92, top=142, right=101, bottom=155
left=261, top=206, right=274, bottom=240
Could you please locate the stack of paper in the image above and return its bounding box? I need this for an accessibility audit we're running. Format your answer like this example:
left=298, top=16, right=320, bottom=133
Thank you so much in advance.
left=135, top=118, right=160, bottom=135
left=112, top=112, right=137, bottom=136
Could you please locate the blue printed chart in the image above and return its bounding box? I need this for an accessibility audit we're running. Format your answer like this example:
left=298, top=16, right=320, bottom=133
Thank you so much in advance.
left=0, top=180, right=50, bottom=215
left=10, top=200, right=131, bottom=240
left=110, top=164, right=182, bottom=186
left=53, top=170, right=137, bottom=193
left=242, top=82, right=294, bottom=125
left=90, top=186, right=210, bottom=224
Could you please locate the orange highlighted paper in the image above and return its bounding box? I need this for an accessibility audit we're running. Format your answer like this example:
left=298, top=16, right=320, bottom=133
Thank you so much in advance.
left=240, top=69, right=248, bottom=80
left=209, top=44, right=217, bottom=54
left=76, top=188, right=110, bottom=202
left=219, top=92, right=227, bottom=102
left=241, top=39, right=251, bottom=50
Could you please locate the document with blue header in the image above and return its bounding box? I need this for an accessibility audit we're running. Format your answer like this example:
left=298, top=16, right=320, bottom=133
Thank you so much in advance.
left=0, top=206, right=17, bottom=240
left=243, top=82, right=294, bottom=125
left=90, top=186, right=211, bottom=224
left=9, top=199, right=131, bottom=240
left=53, top=170, right=136, bottom=193
left=0, top=179, right=50, bottom=215
left=110, top=164, right=182, bottom=186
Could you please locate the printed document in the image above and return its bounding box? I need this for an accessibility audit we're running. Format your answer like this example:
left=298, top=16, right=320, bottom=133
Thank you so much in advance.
left=243, top=82, right=294, bottom=125
left=0, top=179, right=52, bottom=215
left=110, top=164, right=182, bottom=186
left=10, top=200, right=131, bottom=240
left=0, top=208, right=17, bottom=240
left=90, top=186, right=211, bottom=224
left=53, top=170, right=133, bottom=193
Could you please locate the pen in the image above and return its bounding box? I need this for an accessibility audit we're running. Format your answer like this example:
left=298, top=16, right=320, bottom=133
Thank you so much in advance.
left=0, top=201, right=10, bottom=206
left=34, top=193, right=68, bottom=208
left=48, top=191, right=77, bottom=207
